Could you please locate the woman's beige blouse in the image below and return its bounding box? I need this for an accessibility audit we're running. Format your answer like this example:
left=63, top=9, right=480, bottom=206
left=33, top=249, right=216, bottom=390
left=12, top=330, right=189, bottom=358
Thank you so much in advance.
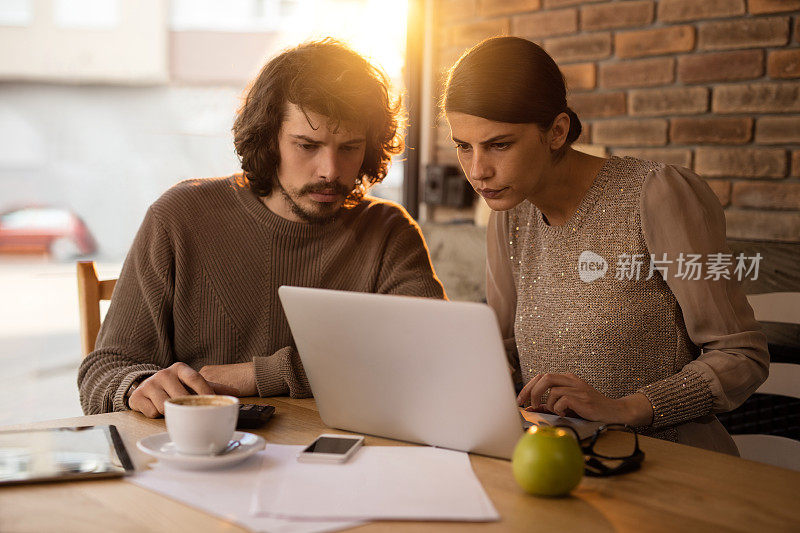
left=487, top=157, right=769, bottom=455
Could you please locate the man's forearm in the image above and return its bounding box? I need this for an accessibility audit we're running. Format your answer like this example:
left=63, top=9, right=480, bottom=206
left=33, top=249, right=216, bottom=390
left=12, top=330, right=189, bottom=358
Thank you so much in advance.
left=199, top=361, right=257, bottom=396
left=252, top=347, right=312, bottom=398
left=78, top=352, right=161, bottom=415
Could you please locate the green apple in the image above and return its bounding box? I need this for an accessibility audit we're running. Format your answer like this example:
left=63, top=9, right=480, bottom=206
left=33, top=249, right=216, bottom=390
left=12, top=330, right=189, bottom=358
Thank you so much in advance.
left=512, top=426, right=584, bottom=497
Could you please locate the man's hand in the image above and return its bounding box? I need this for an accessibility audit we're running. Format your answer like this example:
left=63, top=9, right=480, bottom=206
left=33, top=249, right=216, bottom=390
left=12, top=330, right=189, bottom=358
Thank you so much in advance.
left=517, top=373, right=654, bottom=426
left=199, top=362, right=257, bottom=398
left=129, top=362, right=240, bottom=418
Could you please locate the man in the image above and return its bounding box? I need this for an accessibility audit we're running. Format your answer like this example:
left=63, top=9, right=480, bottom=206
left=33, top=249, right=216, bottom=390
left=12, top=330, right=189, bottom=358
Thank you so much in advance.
left=78, top=39, right=445, bottom=417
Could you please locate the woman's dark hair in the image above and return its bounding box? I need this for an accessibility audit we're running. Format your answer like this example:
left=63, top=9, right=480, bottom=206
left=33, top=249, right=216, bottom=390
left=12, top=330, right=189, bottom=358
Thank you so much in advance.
left=442, top=36, right=582, bottom=160
left=233, top=38, right=404, bottom=207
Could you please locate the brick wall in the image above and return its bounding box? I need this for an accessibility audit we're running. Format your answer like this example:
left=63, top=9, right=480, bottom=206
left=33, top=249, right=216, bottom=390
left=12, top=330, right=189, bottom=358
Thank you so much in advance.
left=429, top=0, right=800, bottom=243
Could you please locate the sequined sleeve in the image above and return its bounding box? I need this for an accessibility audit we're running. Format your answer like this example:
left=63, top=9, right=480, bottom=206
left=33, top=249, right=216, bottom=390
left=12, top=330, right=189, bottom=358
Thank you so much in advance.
left=486, top=209, right=521, bottom=384
left=636, top=165, right=770, bottom=429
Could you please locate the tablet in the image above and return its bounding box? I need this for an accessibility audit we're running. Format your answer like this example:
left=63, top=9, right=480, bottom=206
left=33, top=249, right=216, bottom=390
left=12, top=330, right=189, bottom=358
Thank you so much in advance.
left=0, top=425, right=134, bottom=485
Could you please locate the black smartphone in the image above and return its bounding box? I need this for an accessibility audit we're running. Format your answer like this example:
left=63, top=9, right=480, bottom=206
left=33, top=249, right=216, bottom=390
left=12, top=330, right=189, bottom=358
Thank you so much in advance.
left=237, top=404, right=276, bottom=430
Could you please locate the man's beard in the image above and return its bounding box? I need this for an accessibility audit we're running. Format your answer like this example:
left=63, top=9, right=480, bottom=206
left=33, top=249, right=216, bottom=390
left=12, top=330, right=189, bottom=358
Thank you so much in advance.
left=276, top=180, right=352, bottom=224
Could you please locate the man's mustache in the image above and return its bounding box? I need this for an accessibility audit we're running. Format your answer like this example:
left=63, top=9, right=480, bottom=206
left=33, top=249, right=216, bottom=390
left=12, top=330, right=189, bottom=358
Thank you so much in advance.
left=298, top=181, right=351, bottom=196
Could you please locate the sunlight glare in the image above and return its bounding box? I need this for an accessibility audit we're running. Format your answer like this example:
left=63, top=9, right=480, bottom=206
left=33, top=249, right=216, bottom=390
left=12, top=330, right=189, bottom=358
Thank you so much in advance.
left=283, top=0, right=409, bottom=82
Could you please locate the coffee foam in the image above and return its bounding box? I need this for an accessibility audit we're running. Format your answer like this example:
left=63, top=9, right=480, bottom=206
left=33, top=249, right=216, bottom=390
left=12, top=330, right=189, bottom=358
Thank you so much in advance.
left=168, top=396, right=236, bottom=407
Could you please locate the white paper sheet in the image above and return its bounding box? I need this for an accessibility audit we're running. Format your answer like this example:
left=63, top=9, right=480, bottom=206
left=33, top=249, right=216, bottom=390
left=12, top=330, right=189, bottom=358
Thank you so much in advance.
left=128, top=453, right=362, bottom=533
left=252, top=445, right=499, bottom=522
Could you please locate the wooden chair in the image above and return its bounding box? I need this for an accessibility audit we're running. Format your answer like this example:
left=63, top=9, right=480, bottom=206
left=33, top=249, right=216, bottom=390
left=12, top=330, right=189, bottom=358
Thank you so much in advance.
left=77, top=261, right=117, bottom=357
left=729, top=292, right=800, bottom=470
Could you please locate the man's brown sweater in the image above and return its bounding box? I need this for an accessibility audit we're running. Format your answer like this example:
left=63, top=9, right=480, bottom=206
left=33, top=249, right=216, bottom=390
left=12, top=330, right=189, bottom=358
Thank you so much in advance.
left=78, top=176, right=445, bottom=414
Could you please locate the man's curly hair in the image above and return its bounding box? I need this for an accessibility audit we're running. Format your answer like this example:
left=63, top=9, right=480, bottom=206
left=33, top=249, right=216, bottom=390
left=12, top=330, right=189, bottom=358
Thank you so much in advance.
left=233, top=38, right=404, bottom=207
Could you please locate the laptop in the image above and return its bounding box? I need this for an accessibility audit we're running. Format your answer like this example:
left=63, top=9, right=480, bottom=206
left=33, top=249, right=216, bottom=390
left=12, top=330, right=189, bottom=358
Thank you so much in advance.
left=278, top=286, right=603, bottom=460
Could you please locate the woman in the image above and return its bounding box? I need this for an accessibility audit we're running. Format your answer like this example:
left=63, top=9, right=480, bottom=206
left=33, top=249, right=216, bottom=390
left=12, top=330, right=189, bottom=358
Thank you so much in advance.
left=442, top=36, right=768, bottom=454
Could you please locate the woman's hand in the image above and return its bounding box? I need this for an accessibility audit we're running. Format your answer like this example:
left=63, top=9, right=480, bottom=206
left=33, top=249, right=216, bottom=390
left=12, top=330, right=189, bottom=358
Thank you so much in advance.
left=517, top=373, right=654, bottom=426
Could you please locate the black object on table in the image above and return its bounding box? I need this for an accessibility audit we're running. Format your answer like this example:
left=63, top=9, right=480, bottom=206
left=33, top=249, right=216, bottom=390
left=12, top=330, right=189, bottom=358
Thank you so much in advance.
left=237, top=404, right=276, bottom=430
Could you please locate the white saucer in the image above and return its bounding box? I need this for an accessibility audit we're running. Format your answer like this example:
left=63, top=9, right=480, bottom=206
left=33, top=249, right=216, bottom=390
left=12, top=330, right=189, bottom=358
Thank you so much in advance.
left=137, top=431, right=265, bottom=470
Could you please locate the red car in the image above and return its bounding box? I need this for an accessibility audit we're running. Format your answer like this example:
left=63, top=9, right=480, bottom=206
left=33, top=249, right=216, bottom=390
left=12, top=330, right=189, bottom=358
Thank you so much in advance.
left=0, top=206, right=97, bottom=260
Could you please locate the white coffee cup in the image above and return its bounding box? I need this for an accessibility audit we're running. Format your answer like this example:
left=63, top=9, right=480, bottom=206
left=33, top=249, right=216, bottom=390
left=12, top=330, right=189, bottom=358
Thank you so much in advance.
left=164, top=395, right=239, bottom=455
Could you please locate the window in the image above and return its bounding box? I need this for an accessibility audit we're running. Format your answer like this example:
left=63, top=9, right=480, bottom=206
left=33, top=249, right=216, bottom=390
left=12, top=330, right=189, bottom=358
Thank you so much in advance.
left=0, top=0, right=33, bottom=26
left=170, top=0, right=301, bottom=32
left=52, top=0, right=119, bottom=29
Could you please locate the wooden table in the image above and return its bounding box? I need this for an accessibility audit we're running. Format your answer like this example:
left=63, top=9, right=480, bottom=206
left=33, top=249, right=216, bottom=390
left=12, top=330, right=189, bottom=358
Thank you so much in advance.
left=1, top=397, right=798, bottom=532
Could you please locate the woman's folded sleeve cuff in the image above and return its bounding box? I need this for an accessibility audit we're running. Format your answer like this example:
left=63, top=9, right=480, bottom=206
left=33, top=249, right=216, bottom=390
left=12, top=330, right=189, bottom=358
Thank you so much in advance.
left=636, top=367, right=714, bottom=429
left=253, top=350, right=291, bottom=397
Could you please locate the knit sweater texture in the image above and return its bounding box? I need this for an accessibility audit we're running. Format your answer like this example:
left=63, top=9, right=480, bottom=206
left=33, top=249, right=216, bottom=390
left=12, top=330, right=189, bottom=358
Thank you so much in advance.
left=78, top=176, right=445, bottom=414
left=487, top=156, right=768, bottom=453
